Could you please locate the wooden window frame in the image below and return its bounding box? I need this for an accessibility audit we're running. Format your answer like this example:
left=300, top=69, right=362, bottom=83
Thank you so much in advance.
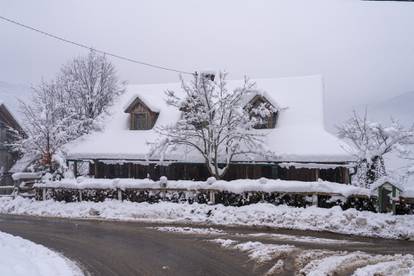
left=131, top=112, right=148, bottom=130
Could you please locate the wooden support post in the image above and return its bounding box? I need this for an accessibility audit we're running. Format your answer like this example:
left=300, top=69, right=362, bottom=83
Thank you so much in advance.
left=94, top=160, right=99, bottom=178
left=73, top=160, right=78, bottom=177
left=378, top=187, right=383, bottom=213
left=117, top=189, right=122, bottom=201
left=392, top=186, right=397, bottom=215
left=315, top=169, right=319, bottom=181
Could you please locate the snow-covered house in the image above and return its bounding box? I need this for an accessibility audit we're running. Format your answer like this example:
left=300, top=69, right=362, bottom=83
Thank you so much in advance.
left=0, top=103, right=24, bottom=185
left=65, top=75, right=354, bottom=183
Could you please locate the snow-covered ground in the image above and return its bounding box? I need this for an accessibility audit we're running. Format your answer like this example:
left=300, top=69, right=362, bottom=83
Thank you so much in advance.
left=149, top=226, right=414, bottom=276
left=1, top=197, right=414, bottom=240
left=0, top=231, right=83, bottom=276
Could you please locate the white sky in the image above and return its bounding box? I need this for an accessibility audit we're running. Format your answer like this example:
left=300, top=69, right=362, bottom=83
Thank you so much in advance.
left=1, top=0, right=414, bottom=126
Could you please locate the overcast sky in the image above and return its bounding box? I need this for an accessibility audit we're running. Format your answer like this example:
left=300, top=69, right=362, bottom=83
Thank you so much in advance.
left=1, top=0, right=414, bottom=126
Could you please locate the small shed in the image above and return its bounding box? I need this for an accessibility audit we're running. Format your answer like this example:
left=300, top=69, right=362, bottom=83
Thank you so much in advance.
left=372, top=181, right=402, bottom=214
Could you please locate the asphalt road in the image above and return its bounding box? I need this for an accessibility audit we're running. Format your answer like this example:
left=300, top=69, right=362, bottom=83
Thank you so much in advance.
left=0, top=214, right=413, bottom=276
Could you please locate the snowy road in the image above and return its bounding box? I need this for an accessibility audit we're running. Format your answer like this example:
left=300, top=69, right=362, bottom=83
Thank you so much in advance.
left=0, top=214, right=413, bottom=276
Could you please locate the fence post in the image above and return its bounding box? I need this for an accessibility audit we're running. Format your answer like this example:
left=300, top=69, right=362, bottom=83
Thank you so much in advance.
left=79, top=190, right=82, bottom=201
left=42, top=188, right=47, bottom=201
left=209, top=191, right=215, bottom=204
left=312, top=194, right=318, bottom=207
left=117, top=189, right=122, bottom=201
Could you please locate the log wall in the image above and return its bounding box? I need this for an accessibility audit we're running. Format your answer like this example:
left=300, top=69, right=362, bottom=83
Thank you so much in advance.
left=88, top=162, right=350, bottom=183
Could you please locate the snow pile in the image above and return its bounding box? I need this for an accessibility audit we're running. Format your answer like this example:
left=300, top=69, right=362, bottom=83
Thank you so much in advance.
left=211, top=238, right=237, bottom=247
left=246, top=233, right=366, bottom=245
left=233, top=241, right=295, bottom=263
left=352, top=255, right=414, bottom=276
left=299, top=251, right=413, bottom=276
left=37, top=177, right=370, bottom=198
left=1, top=197, right=414, bottom=239
left=0, top=231, right=83, bottom=276
left=150, top=226, right=224, bottom=235
left=211, top=239, right=295, bottom=263
left=211, top=238, right=414, bottom=276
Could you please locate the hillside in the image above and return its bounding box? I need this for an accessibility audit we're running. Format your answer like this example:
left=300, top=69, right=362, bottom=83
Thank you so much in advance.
left=368, top=91, right=414, bottom=127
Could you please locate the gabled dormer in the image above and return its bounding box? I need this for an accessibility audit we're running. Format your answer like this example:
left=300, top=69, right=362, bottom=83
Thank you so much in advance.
left=246, top=95, right=278, bottom=129
left=124, top=96, right=159, bottom=130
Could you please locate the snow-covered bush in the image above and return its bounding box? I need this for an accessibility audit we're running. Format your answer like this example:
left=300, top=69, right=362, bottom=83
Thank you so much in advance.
left=338, top=110, right=414, bottom=188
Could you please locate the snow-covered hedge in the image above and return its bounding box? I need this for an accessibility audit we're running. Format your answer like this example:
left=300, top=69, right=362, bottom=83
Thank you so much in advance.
left=33, top=177, right=388, bottom=212
left=36, top=177, right=371, bottom=198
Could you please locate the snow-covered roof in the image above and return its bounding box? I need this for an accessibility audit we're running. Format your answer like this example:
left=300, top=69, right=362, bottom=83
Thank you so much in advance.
left=65, top=75, right=353, bottom=163
left=0, top=102, right=23, bottom=132
left=9, top=153, right=38, bottom=173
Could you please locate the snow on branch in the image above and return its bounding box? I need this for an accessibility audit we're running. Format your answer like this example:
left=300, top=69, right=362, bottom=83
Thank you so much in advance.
left=14, top=51, right=125, bottom=174
left=149, top=72, right=276, bottom=179
left=337, top=109, right=414, bottom=188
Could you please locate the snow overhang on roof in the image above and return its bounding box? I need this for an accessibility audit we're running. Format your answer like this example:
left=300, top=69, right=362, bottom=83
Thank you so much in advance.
left=65, top=75, right=355, bottom=163
left=0, top=103, right=24, bottom=133
left=124, top=94, right=161, bottom=113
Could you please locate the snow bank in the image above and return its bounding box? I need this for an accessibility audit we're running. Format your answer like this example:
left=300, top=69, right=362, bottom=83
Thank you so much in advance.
left=233, top=241, right=295, bottom=263
left=151, top=226, right=224, bottom=235
left=1, top=197, right=413, bottom=240
left=36, top=178, right=371, bottom=198
left=352, top=255, right=414, bottom=276
left=0, top=231, right=83, bottom=276
left=211, top=238, right=414, bottom=276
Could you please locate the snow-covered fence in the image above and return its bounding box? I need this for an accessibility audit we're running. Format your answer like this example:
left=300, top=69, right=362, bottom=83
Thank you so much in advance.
left=12, top=172, right=42, bottom=198
left=32, top=177, right=398, bottom=212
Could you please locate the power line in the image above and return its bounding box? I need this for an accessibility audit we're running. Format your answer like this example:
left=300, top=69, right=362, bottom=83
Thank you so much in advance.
left=0, top=15, right=194, bottom=75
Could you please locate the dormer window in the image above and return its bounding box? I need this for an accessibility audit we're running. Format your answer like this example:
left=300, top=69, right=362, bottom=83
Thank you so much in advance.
left=247, top=95, right=278, bottom=129
left=133, top=112, right=148, bottom=129
left=125, top=96, right=159, bottom=130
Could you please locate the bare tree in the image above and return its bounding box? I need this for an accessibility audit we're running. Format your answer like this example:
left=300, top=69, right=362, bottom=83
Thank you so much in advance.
left=15, top=51, right=125, bottom=172
left=337, top=110, right=414, bottom=188
left=60, top=51, right=125, bottom=130
left=14, top=81, right=79, bottom=171
left=151, top=72, right=276, bottom=179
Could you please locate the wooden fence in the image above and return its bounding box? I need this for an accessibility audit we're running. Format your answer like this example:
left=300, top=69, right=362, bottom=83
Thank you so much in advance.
left=34, top=186, right=389, bottom=213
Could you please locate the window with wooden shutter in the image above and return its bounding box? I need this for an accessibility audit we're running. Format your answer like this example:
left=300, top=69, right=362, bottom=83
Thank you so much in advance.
left=125, top=96, right=159, bottom=130
left=133, top=112, right=148, bottom=130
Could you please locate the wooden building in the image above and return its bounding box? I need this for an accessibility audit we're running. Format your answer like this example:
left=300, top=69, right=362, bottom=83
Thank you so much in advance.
left=0, top=103, right=24, bottom=185
left=66, top=75, right=354, bottom=184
